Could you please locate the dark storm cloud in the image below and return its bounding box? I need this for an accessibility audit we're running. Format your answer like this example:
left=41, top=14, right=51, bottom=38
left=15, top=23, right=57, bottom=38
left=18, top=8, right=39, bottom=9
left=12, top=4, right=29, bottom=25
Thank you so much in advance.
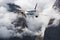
left=44, top=0, right=60, bottom=40
left=7, top=3, right=21, bottom=13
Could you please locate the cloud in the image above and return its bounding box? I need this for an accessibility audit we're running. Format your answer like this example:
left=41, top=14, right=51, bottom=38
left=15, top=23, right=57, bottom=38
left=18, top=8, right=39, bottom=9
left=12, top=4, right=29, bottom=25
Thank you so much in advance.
left=0, top=0, right=59, bottom=39
left=14, top=0, right=56, bottom=12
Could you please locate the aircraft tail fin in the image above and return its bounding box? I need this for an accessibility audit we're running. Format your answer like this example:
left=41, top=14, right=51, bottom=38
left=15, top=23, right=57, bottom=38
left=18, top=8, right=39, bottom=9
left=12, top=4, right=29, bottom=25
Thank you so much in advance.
left=34, top=3, right=38, bottom=10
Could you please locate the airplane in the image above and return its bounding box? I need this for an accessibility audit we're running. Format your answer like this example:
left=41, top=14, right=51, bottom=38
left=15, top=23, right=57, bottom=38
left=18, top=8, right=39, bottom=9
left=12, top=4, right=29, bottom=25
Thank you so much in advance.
left=26, top=3, right=38, bottom=15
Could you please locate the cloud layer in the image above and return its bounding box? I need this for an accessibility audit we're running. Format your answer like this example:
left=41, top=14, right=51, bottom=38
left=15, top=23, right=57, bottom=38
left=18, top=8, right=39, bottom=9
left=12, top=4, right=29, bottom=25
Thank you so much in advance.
left=0, top=0, right=60, bottom=39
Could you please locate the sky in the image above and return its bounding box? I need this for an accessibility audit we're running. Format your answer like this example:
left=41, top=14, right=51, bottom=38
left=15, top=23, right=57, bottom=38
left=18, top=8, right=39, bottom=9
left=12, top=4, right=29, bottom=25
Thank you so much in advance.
left=0, top=0, right=60, bottom=39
